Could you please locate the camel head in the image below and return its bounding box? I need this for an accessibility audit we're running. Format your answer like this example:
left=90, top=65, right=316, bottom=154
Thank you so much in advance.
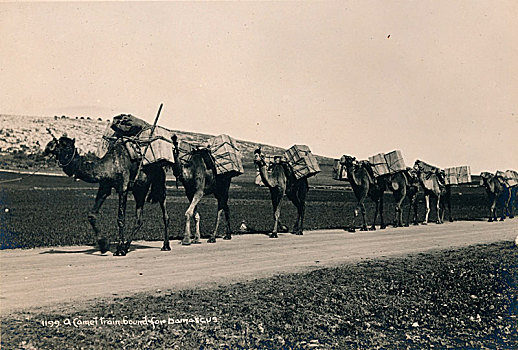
left=253, top=148, right=265, bottom=166
left=44, top=135, right=77, bottom=167
left=479, top=172, right=493, bottom=186
left=413, top=160, right=424, bottom=172
left=340, top=155, right=356, bottom=167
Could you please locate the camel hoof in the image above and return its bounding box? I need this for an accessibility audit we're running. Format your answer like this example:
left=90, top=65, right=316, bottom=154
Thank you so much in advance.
left=509, top=216, right=514, bottom=219
left=296, top=232, right=303, bottom=236
left=347, top=228, right=356, bottom=233
left=192, top=240, right=202, bottom=245
left=413, top=222, right=419, bottom=226
left=269, top=233, right=278, bottom=238
left=98, top=238, right=110, bottom=254
left=499, top=218, right=505, bottom=222
left=181, top=241, right=191, bottom=246
left=223, top=235, right=232, bottom=240
left=380, top=225, right=387, bottom=230
left=207, top=238, right=216, bottom=243
left=422, top=222, right=428, bottom=225
left=114, top=250, right=126, bottom=257
left=161, top=245, right=171, bottom=251
left=449, top=218, right=454, bottom=222
left=361, top=227, right=369, bottom=232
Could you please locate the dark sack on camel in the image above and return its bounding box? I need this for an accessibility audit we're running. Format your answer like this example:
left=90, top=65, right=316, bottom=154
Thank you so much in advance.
left=110, top=114, right=151, bottom=137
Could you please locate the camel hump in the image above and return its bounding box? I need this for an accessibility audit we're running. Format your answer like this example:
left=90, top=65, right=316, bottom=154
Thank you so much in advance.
left=360, top=161, right=375, bottom=185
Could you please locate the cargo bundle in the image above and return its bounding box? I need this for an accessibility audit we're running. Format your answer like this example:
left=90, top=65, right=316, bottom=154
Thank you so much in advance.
left=96, top=114, right=176, bottom=166
left=416, top=160, right=440, bottom=174
left=368, top=150, right=406, bottom=177
left=496, top=170, right=518, bottom=187
left=207, top=134, right=244, bottom=177
left=332, top=159, right=348, bottom=181
left=443, top=166, right=472, bottom=185
left=505, top=170, right=518, bottom=187
left=283, top=145, right=321, bottom=180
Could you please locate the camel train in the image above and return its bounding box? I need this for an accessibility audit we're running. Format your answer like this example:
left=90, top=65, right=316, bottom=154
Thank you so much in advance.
left=43, top=113, right=517, bottom=255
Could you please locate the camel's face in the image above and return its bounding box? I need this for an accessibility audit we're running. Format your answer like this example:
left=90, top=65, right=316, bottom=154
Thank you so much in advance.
left=479, top=172, right=493, bottom=186
left=253, top=150, right=265, bottom=165
left=340, top=155, right=355, bottom=166
left=413, top=160, right=424, bottom=173
left=44, top=139, right=58, bottom=155
left=45, top=136, right=76, bottom=163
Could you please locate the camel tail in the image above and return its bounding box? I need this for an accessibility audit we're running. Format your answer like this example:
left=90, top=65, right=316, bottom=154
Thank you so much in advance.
left=147, top=180, right=166, bottom=204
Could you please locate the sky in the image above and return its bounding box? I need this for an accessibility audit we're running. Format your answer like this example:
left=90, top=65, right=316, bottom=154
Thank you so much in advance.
left=1, top=1, right=516, bottom=173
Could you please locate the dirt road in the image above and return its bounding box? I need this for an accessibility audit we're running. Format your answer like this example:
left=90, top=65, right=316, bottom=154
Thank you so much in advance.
left=1, top=220, right=517, bottom=315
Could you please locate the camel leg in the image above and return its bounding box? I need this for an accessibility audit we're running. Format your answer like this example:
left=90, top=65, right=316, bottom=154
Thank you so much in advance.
left=192, top=209, right=201, bottom=244
left=270, top=189, right=282, bottom=238
left=209, top=207, right=223, bottom=244
left=88, top=183, right=112, bottom=253
left=114, top=190, right=129, bottom=256
left=412, top=194, right=419, bottom=225
left=379, top=195, right=386, bottom=229
left=488, top=195, right=496, bottom=222
left=370, top=199, right=379, bottom=231
left=446, top=187, right=454, bottom=222
left=223, top=202, right=232, bottom=240
left=436, top=195, right=442, bottom=224
left=160, top=199, right=171, bottom=251
left=423, top=195, right=430, bottom=224
left=211, top=188, right=232, bottom=242
left=508, top=189, right=516, bottom=218
left=297, top=200, right=305, bottom=235
left=183, top=191, right=204, bottom=245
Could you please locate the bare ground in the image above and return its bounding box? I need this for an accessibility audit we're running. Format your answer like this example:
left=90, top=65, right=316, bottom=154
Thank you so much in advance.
left=1, top=220, right=517, bottom=316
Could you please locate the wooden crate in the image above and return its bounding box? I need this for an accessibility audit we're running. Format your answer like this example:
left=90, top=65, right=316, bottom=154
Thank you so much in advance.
left=208, top=134, right=244, bottom=177
left=139, top=126, right=176, bottom=166
left=368, top=153, right=390, bottom=177
left=283, top=145, right=321, bottom=180
left=385, top=150, right=406, bottom=173
left=443, top=167, right=459, bottom=185
left=332, top=159, right=348, bottom=181
left=455, top=165, right=472, bottom=184
left=176, top=139, right=197, bottom=163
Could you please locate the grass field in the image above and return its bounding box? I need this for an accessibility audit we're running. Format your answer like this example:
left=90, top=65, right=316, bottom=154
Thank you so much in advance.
left=0, top=168, right=495, bottom=249
left=1, top=242, right=516, bottom=349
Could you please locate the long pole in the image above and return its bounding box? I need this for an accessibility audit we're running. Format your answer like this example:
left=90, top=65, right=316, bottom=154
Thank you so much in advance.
left=132, top=103, right=163, bottom=187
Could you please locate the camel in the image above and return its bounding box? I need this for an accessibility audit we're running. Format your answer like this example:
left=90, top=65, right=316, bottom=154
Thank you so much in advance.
left=171, top=135, right=233, bottom=245
left=339, top=155, right=387, bottom=232
left=404, top=168, right=421, bottom=226
left=254, top=148, right=308, bottom=238
left=413, top=160, right=449, bottom=224
left=388, top=171, right=411, bottom=227
left=479, top=172, right=510, bottom=222
left=44, top=134, right=170, bottom=255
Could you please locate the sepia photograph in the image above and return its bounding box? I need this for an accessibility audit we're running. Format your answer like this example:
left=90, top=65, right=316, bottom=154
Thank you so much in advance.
left=1, top=1, right=517, bottom=348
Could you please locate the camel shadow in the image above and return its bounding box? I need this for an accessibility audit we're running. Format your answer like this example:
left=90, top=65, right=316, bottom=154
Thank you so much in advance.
left=39, top=243, right=157, bottom=255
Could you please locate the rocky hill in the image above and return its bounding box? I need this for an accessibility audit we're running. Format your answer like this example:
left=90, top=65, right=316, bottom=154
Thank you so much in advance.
left=0, top=114, right=334, bottom=165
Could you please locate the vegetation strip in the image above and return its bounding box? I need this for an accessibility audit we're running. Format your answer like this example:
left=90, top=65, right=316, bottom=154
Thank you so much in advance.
left=2, top=242, right=516, bottom=349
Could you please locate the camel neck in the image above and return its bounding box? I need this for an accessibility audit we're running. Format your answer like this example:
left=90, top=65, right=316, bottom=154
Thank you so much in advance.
left=62, top=155, right=100, bottom=184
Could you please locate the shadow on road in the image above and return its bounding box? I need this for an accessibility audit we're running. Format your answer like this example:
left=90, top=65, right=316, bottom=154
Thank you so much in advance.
left=38, top=243, right=157, bottom=255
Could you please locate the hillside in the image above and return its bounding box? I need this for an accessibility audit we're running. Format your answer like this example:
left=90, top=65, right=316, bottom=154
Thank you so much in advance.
left=0, top=114, right=336, bottom=161
left=0, top=114, right=335, bottom=171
